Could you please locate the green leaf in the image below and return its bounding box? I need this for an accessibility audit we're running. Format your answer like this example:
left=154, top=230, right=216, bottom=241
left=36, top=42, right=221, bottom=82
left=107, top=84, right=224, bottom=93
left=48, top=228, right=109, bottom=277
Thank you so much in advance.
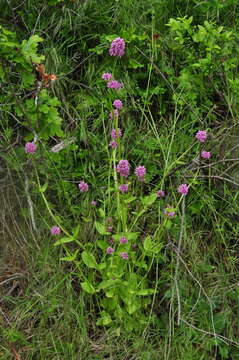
left=98, top=208, right=105, bottom=217
left=82, top=251, right=98, bottom=269
left=143, top=236, right=152, bottom=251
left=73, top=225, right=80, bottom=239
left=136, top=289, right=155, bottom=296
left=21, top=35, right=45, bottom=63
left=53, top=237, right=74, bottom=246
left=141, top=193, right=157, bottom=206
left=81, top=281, right=96, bottom=294
left=128, top=59, right=144, bottom=69
left=123, top=196, right=137, bottom=204
left=39, top=182, right=48, bottom=193
left=96, top=311, right=112, bottom=326
left=126, top=232, right=139, bottom=241
left=98, top=279, right=118, bottom=290
left=94, top=221, right=110, bottom=235
left=60, top=250, right=79, bottom=261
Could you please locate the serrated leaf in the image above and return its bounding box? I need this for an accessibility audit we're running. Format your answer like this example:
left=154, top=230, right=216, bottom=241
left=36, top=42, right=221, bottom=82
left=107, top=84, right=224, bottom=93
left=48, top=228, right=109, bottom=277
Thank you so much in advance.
left=53, top=237, right=74, bottom=246
left=82, top=251, right=98, bottom=269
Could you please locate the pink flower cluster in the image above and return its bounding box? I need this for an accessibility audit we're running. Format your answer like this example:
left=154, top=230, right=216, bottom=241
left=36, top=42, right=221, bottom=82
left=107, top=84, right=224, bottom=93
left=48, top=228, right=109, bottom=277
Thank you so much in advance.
left=109, top=37, right=125, bottom=57
left=109, top=128, right=122, bottom=149
left=201, top=150, right=211, bottom=159
left=119, top=184, right=128, bottom=193
left=107, top=80, right=123, bottom=90
left=102, top=73, right=112, bottom=81
left=111, top=128, right=122, bottom=139
left=157, top=190, right=165, bottom=198
left=164, top=206, right=176, bottom=218
left=51, top=226, right=61, bottom=235
left=78, top=181, right=89, bottom=192
left=195, top=130, right=207, bottom=143
left=113, top=99, right=123, bottom=109
left=102, top=72, right=123, bottom=90
left=135, top=166, right=146, bottom=181
left=177, top=184, right=189, bottom=195
left=116, top=160, right=130, bottom=177
left=25, top=142, right=37, bottom=154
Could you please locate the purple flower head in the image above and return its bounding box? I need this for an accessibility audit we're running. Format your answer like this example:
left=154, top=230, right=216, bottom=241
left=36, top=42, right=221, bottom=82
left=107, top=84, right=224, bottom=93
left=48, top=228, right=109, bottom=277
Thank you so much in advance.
left=201, top=150, right=211, bottom=159
left=109, top=37, right=125, bottom=57
left=109, top=109, right=119, bottom=120
left=196, top=130, right=208, bottom=143
left=120, top=252, right=129, bottom=260
left=78, top=181, right=89, bottom=193
left=25, top=142, right=37, bottom=154
left=116, top=160, right=130, bottom=177
left=109, top=140, right=118, bottom=149
left=51, top=226, right=61, bottom=236
left=120, top=236, right=128, bottom=244
left=119, top=184, right=128, bottom=193
left=113, top=99, right=123, bottom=109
left=91, top=200, right=97, bottom=206
left=107, top=80, right=123, bottom=90
left=107, top=226, right=113, bottom=233
left=157, top=190, right=165, bottom=198
left=111, top=128, right=122, bottom=139
left=135, top=165, right=146, bottom=181
left=106, top=247, right=114, bottom=254
left=102, top=72, right=112, bottom=81
left=178, top=184, right=189, bottom=195
left=164, top=206, right=176, bottom=217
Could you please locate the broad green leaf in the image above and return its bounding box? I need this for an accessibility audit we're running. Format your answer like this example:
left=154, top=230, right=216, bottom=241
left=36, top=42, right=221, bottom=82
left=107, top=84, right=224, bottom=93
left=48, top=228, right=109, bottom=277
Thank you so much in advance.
left=96, top=311, right=112, bottom=326
left=53, top=237, right=74, bottom=246
left=96, top=240, right=107, bottom=250
left=94, top=221, right=110, bottom=235
left=98, top=279, right=118, bottom=290
left=123, top=196, right=137, bottom=204
left=98, top=262, right=106, bottom=270
left=127, top=301, right=140, bottom=315
left=81, top=251, right=98, bottom=269
left=151, top=243, right=163, bottom=254
left=141, top=193, right=157, bottom=206
left=143, top=236, right=152, bottom=251
left=136, top=289, right=155, bottom=296
left=98, top=208, right=105, bottom=217
left=128, top=59, right=144, bottom=69
left=73, top=225, right=80, bottom=239
left=81, top=281, right=96, bottom=294
left=125, top=232, right=139, bottom=241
